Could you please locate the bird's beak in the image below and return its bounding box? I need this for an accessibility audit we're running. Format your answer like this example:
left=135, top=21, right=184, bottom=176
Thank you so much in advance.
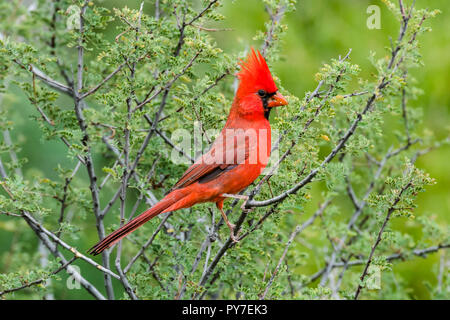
left=267, top=92, right=288, bottom=107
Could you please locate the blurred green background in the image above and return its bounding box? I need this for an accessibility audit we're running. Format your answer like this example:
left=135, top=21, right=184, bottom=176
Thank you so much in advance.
left=1, top=0, right=448, bottom=299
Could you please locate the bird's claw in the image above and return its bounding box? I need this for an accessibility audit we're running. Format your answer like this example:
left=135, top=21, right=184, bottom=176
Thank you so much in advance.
left=230, top=232, right=240, bottom=243
left=231, top=234, right=239, bottom=243
left=228, top=224, right=240, bottom=243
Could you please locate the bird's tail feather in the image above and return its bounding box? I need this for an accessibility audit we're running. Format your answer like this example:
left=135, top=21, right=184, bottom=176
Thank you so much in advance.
left=88, top=195, right=178, bottom=255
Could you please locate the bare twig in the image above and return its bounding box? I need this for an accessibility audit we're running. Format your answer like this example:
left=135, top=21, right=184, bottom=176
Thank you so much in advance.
left=261, top=4, right=287, bottom=56
left=79, top=61, right=128, bottom=100
left=12, top=59, right=73, bottom=96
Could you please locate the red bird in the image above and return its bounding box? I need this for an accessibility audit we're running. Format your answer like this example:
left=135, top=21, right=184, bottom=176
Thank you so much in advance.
left=89, top=48, right=287, bottom=255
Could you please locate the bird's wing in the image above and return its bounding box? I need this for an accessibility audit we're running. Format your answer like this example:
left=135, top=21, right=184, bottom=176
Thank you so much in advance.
left=170, top=133, right=254, bottom=190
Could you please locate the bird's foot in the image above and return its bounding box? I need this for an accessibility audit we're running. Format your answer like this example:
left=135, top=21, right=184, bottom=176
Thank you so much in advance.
left=226, top=222, right=238, bottom=242
left=217, top=202, right=241, bottom=243
left=222, top=193, right=251, bottom=213
left=240, top=202, right=253, bottom=214
left=224, top=222, right=240, bottom=243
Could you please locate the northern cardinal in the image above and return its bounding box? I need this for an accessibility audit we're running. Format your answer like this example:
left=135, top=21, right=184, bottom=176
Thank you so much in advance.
left=89, top=48, right=287, bottom=255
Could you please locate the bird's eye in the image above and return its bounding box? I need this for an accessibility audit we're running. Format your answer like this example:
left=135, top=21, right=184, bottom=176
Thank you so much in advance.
left=257, top=89, right=266, bottom=97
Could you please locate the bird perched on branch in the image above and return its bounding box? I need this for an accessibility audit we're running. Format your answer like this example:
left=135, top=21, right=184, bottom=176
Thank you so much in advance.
left=89, top=48, right=288, bottom=255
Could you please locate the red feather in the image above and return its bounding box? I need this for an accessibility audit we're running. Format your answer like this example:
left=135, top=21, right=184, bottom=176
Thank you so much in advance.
left=236, top=48, right=278, bottom=97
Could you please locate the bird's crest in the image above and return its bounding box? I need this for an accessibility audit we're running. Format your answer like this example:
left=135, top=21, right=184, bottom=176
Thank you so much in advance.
left=237, top=48, right=278, bottom=95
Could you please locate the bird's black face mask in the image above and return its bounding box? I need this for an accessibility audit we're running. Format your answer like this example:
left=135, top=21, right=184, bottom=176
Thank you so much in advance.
left=257, top=90, right=276, bottom=120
